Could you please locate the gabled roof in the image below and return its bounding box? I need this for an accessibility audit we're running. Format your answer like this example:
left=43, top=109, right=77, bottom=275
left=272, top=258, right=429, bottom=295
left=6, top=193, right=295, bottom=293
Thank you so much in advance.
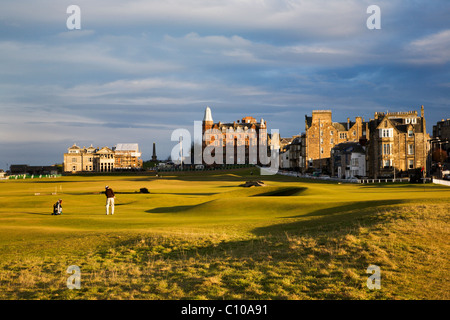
left=375, top=115, right=399, bottom=131
left=332, top=122, right=347, bottom=131
left=97, top=147, right=114, bottom=153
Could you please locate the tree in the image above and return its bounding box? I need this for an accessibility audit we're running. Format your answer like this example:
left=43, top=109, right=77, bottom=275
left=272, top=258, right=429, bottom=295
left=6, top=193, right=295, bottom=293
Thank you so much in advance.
left=432, top=148, right=447, bottom=163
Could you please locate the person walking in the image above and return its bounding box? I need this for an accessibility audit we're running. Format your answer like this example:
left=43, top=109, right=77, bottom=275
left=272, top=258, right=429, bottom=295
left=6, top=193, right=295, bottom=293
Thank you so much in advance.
left=105, top=186, right=115, bottom=215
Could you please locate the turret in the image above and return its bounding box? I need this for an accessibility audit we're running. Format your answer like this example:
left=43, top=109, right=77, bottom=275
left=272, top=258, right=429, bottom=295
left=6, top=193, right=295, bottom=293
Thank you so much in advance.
left=203, top=106, right=213, bottom=131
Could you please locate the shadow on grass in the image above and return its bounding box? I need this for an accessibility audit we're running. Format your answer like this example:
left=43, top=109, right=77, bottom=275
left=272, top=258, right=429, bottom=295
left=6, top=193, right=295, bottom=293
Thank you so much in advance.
left=22, top=211, right=53, bottom=216
left=252, top=187, right=307, bottom=197
left=253, top=199, right=405, bottom=237
left=152, top=192, right=218, bottom=196
left=146, top=205, right=201, bottom=213
left=285, top=199, right=404, bottom=219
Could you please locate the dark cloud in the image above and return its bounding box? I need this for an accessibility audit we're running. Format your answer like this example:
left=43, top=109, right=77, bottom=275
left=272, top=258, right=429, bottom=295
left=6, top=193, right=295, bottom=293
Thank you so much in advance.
left=0, top=0, right=449, bottom=170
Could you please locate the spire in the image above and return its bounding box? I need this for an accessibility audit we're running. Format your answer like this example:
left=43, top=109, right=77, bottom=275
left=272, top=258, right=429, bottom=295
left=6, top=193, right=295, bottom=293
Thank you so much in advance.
left=203, top=106, right=213, bottom=122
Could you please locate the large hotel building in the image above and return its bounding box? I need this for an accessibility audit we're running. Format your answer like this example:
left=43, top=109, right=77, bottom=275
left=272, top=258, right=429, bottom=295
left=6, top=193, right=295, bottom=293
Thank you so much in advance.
left=202, top=106, right=270, bottom=165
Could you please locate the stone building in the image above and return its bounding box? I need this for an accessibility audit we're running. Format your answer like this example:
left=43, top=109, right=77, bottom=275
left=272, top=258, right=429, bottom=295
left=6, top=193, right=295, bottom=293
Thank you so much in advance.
left=432, top=118, right=450, bottom=157
left=202, top=106, right=269, bottom=165
left=64, top=143, right=142, bottom=173
left=331, top=142, right=366, bottom=179
left=302, top=110, right=367, bottom=173
left=280, top=146, right=290, bottom=169
left=366, top=106, right=430, bottom=178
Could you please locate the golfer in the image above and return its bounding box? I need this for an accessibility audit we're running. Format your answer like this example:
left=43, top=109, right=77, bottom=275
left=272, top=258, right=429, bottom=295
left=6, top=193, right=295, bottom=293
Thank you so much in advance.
left=105, top=186, right=115, bottom=215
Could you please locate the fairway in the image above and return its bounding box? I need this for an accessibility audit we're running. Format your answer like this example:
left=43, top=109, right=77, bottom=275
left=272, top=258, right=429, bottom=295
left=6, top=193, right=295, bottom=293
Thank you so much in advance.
left=0, top=169, right=449, bottom=300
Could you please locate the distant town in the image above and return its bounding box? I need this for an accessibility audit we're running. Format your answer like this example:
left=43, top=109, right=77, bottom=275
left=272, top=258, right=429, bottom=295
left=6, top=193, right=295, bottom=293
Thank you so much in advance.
left=1, top=106, right=449, bottom=182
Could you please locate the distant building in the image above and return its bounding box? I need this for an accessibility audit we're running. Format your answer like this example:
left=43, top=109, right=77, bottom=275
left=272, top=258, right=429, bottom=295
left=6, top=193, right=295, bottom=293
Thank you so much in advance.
left=114, top=143, right=143, bottom=170
left=366, top=106, right=430, bottom=178
left=331, top=142, right=366, bottom=179
left=9, top=165, right=59, bottom=175
left=202, top=106, right=269, bottom=165
left=0, top=170, right=6, bottom=179
left=280, top=146, right=290, bottom=169
left=432, top=118, right=450, bottom=157
left=64, top=143, right=143, bottom=173
left=288, top=136, right=303, bottom=171
left=433, top=118, right=450, bottom=140
left=302, top=110, right=367, bottom=173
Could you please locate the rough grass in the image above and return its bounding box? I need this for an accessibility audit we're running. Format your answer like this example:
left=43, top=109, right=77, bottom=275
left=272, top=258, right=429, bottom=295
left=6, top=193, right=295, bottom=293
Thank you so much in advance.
left=0, top=169, right=449, bottom=300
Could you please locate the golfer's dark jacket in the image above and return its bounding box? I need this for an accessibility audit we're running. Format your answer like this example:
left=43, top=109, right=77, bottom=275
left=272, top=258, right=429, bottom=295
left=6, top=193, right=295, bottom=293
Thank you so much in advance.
left=105, top=188, right=115, bottom=198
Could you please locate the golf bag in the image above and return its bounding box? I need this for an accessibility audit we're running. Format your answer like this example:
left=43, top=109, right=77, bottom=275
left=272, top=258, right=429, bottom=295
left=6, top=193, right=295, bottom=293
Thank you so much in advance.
left=52, top=201, right=62, bottom=215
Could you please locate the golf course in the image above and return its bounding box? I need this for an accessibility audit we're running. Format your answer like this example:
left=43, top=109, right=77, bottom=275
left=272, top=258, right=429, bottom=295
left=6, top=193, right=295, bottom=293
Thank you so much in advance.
left=0, top=168, right=449, bottom=300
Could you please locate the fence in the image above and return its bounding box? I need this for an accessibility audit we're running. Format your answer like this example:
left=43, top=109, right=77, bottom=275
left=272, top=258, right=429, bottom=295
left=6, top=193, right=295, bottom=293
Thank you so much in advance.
left=276, top=170, right=435, bottom=184
left=7, top=174, right=62, bottom=180
left=432, top=178, right=450, bottom=186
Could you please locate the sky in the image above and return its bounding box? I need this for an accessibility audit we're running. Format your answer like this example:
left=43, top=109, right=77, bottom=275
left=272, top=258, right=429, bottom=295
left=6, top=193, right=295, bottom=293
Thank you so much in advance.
left=0, top=0, right=449, bottom=170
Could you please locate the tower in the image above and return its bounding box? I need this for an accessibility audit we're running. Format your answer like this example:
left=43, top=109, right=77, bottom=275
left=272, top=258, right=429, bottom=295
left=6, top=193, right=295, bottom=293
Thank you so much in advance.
left=152, top=142, right=157, bottom=161
left=202, top=106, right=214, bottom=153
left=203, top=106, right=213, bottom=131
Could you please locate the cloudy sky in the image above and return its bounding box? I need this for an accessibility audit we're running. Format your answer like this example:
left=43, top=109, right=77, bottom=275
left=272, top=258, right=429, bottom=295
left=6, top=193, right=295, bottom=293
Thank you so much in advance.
left=0, top=0, right=449, bottom=169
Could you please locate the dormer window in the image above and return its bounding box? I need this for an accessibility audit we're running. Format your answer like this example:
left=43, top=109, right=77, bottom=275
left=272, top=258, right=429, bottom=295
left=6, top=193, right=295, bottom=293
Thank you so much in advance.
left=411, top=118, right=417, bottom=124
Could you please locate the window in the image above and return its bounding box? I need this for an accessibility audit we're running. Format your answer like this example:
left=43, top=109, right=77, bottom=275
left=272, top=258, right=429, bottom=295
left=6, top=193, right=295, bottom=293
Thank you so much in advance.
left=409, top=160, right=414, bottom=169
left=408, top=144, right=414, bottom=155
left=383, top=143, right=391, bottom=155
left=72, top=158, right=77, bottom=163
left=340, top=132, right=347, bottom=139
left=408, top=130, right=413, bottom=137
left=330, top=131, right=334, bottom=136
left=352, top=131, right=356, bottom=136
left=380, top=129, right=393, bottom=138
left=384, top=160, right=391, bottom=168
left=412, top=118, right=417, bottom=124
left=331, top=138, right=334, bottom=144
left=405, top=118, right=410, bottom=124
left=321, top=147, right=324, bottom=154
left=320, top=138, right=323, bottom=144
